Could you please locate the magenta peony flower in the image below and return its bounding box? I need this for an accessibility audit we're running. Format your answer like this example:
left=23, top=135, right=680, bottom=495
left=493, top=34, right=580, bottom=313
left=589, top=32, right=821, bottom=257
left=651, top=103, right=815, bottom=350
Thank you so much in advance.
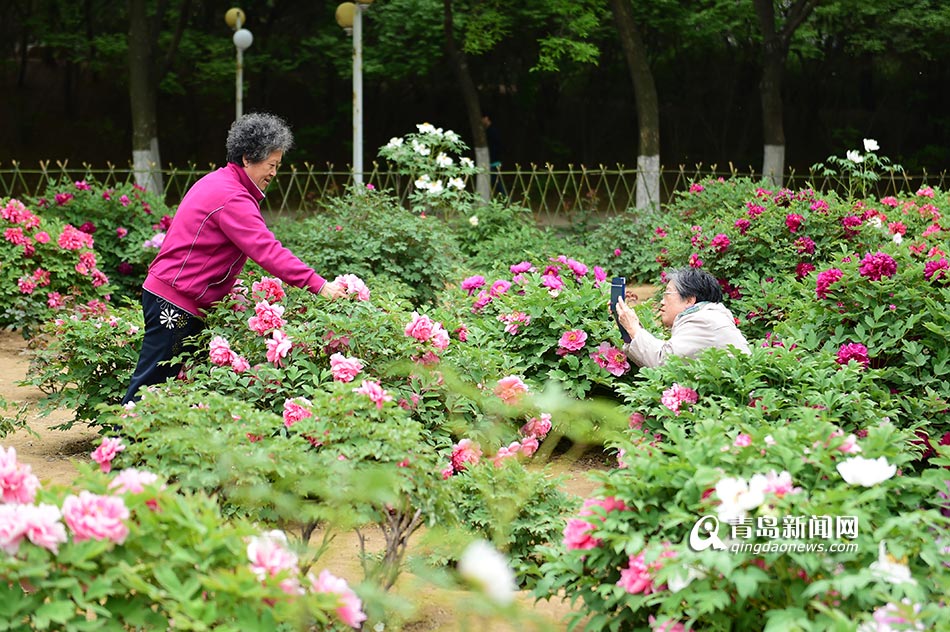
left=836, top=342, right=869, bottom=368
left=116, top=226, right=128, bottom=238
left=540, top=273, right=564, bottom=293
left=924, top=257, right=949, bottom=283
left=815, top=268, right=844, bottom=299
left=566, top=258, right=588, bottom=277
left=509, top=261, right=533, bottom=274
left=858, top=251, right=897, bottom=281
left=689, top=183, right=704, bottom=193
left=330, top=353, right=363, bottom=383
left=795, top=236, right=816, bottom=254
left=460, top=275, right=486, bottom=295
left=688, top=253, right=703, bottom=268
left=308, top=569, right=367, bottom=629
left=90, top=437, right=125, bottom=473
left=785, top=213, right=804, bottom=233
left=62, top=491, right=130, bottom=544
left=796, top=262, right=816, bottom=279
left=593, top=266, right=607, bottom=286
left=710, top=233, right=730, bottom=253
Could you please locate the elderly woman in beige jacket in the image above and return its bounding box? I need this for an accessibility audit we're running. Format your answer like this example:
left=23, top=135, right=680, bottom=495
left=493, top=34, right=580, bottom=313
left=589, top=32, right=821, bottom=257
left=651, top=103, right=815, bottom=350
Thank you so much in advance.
left=614, top=267, right=750, bottom=368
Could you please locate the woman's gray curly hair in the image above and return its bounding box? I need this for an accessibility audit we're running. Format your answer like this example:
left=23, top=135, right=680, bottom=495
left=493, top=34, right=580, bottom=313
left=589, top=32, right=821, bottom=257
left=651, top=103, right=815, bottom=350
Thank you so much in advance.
left=226, top=112, right=294, bottom=165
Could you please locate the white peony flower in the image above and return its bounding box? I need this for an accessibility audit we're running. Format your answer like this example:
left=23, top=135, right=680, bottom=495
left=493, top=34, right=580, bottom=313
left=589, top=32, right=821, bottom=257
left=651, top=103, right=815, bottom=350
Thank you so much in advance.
left=458, top=540, right=516, bottom=605
left=868, top=216, right=883, bottom=228
left=460, top=157, right=475, bottom=169
left=385, top=137, right=403, bottom=149
left=668, top=565, right=706, bottom=593
left=435, top=152, right=454, bottom=168
left=416, top=122, right=437, bottom=134
left=715, top=476, right=765, bottom=522
left=869, top=540, right=917, bottom=585
left=444, top=130, right=460, bottom=142
left=846, top=150, right=865, bottom=163
left=411, top=139, right=431, bottom=156
left=449, top=177, right=466, bottom=191
left=836, top=455, right=896, bottom=487
left=893, top=233, right=903, bottom=244
left=468, top=215, right=479, bottom=226
left=427, top=180, right=444, bottom=195
left=863, top=138, right=880, bottom=152
left=414, top=174, right=432, bottom=190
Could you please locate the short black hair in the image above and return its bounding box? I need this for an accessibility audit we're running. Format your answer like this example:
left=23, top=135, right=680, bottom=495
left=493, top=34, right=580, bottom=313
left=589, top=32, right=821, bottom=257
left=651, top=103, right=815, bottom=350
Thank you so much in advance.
left=668, top=267, right=723, bottom=303
left=225, top=112, right=294, bottom=165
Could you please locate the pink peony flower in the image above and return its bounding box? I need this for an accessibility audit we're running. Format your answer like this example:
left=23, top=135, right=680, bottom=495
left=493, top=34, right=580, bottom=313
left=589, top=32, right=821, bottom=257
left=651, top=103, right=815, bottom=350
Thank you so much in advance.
left=916, top=186, right=935, bottom=198
left=109, top=468, right=160, bottom=495
left=540, top=273, right=564, bottom=293
left=450, top=438, right=482, bottom=473
left=308, top=569, right=367, bottom=629
left=57, top=224, right=94, bottom=250
left=733, top=434, right=752, bottom=448
left=858, top=251, right=897, bottom=281
left=209, top=336, right=236, bottom=367
left=562, top=518, right=599, bottom=550
left=836, top=342, right=870, bottom=368
left=471, top=289, right=493, bottom=312
left=494, top=375, right=529, bottom=405
left=282, top=398, right=313, bottom=428
left=19, top=503, right=68, bottom=553
left=490, top=279, right=512, bottom=296
left=520, top=436, right=540, bottom=456
left=754, top=470, right=801, bottom=497
left=566, top=258, right=588, bottom=278
left=330, top=353, right=363, bottom=383
left=521, top=413, right=552, bottom=440
left=649, top=616, right=689, bottom=632
left=405, top=312, right=450, bottom=350
left=617, top=552, right=656, bottom=594
left=90, top=437, right=125, bottom=473
left=509, top=261, right=533, bottom=274
left=557, top=329, right=588, bottom=355
left=590, top=342, right=630, bottom=376
left=247, top=300, right=286, bottom=335
left=0, top=504, right=27, bottom=554
left=562, top=496, right=627, bottom=550
left=334, top=273, right=370, bottom=301
left=116, top=226, right=128, bottom=238
left=251, top=277, right=285, bottom=302
left=498, top=311, right=531, bottom=335
left=661, top=383, right=699, bottom=416
left=353, top=380, right=393, bottom=409
left=247, top=530, right=301, bottom=595
left=62, top=491, right=130, bottom=544
left=266, top=330, right=293, bottom=367
left=689, top=183, right=704, bottom=193
left=230, top=355, right=250, bottom=373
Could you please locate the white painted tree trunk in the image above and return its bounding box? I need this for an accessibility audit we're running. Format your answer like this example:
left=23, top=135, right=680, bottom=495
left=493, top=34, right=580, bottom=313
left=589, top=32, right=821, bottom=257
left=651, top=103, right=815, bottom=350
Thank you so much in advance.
left=636, top=154, right=660, bottom=211
left=475, top=145, right=491, bottom=203
left=762, top=144, right=785, bottom=188
left=132, top=137, right=164, bottom=195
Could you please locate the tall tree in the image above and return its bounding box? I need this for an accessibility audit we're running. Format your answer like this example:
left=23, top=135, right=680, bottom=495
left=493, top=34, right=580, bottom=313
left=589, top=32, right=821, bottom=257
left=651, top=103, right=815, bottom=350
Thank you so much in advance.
left=753, top=0, right=820, bottom=186
left=609, top=0, right=660, bottom=210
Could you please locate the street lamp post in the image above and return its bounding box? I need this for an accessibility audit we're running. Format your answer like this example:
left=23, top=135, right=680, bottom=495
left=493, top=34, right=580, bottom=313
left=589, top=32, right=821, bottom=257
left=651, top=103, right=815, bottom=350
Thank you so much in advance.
left=225, top=8, right=253, bottom=121
left=335, top=1, right=373, bottom=189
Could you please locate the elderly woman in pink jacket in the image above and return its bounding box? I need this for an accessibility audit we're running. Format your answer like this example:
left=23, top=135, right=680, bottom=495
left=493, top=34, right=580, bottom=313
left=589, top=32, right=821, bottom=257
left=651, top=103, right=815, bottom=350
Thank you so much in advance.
left=614, top=267, right=750, bottom=368
left=122, top=112, right=345, bottom=404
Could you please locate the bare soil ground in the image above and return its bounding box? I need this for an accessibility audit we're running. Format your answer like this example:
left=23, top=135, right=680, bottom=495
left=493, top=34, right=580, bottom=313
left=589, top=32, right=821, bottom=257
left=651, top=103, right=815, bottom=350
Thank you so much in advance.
left=0, top=327, right=622, bottom=631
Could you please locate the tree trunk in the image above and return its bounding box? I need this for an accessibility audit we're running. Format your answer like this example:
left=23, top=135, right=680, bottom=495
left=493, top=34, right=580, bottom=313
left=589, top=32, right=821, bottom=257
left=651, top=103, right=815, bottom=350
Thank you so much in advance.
left=128, top=0, right=163, bottom=194
left=754, top=0, right=820, bottom=188
left=609, top=0, right=660, bottom=211
left=443, top=0, right=490, bottom=202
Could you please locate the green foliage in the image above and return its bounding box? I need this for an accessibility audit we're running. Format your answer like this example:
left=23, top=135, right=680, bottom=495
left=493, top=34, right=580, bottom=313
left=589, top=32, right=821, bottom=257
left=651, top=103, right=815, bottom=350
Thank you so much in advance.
left=0, top=460, right=348, bottom=631
left=27, top=177, right=171, bottom=301
left=447, top=459, right=575, bottom=588
left=589, top=206, right=668, bottom=284
left=22, top=304, right=142, bottom=428
left=272, top=189, right=459, bottom=305
left=810, top=139, right=905, bottom=200
left=0, top=197, right=113, bottom=336
left=0, top=396, right=31, bottom=440
left=534, top=347, right=950, bottom=629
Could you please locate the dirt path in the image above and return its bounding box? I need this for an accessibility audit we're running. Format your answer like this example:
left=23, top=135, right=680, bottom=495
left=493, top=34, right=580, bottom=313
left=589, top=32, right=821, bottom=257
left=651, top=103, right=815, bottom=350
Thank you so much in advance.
left=0, top=327, right=613, bottom=630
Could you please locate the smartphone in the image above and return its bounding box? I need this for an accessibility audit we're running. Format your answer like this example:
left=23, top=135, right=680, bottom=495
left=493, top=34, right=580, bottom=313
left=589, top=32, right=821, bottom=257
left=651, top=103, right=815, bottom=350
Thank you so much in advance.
left=610, top=276, right=631, bottom=343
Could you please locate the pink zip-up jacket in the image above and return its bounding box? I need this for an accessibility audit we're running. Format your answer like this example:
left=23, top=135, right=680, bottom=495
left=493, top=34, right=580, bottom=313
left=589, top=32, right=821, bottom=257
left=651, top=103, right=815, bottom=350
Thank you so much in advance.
left=143, top=162, right=326, bottom=316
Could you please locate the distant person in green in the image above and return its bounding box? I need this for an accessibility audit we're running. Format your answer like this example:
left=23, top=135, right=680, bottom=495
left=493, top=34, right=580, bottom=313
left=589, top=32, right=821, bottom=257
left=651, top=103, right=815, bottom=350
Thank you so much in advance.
left=614, top=267, right=750, bottom=367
